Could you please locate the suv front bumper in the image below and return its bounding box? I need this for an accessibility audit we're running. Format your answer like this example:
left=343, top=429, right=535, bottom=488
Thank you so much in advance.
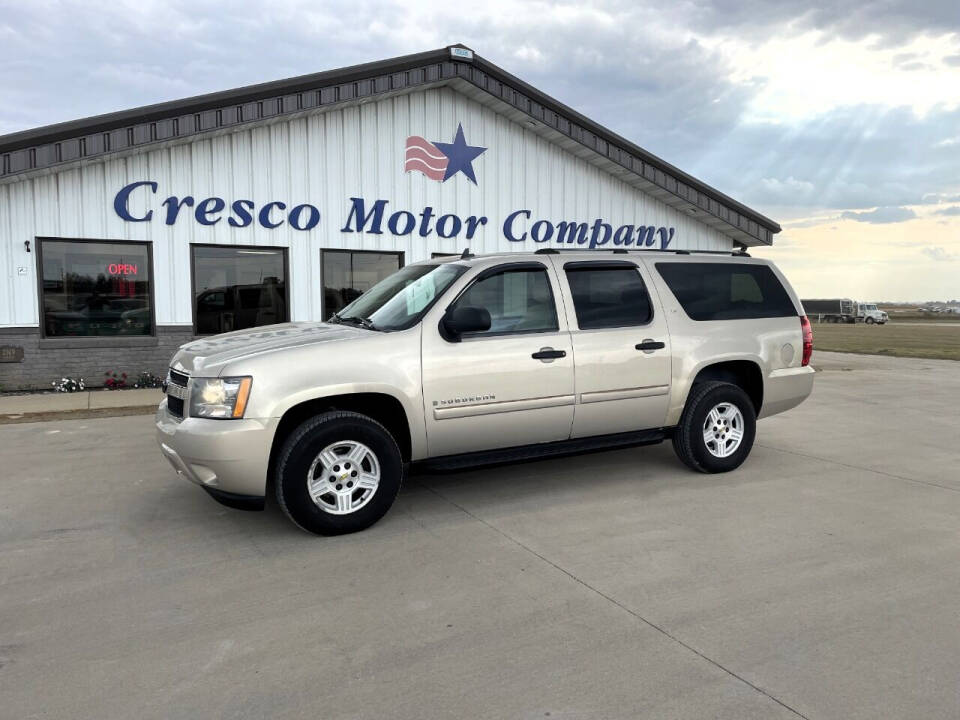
left=156, top=400, right=278, bottom=501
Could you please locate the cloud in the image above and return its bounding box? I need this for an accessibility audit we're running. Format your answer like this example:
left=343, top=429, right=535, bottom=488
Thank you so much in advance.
left=921, top=247, right=957, bottom=261
left=933, top=206, right=960, bottom=216
left=840, top=206, right=918, bottom=223
left=683, top=0, right=960, bottom=44
left=945, top=55, right=960, bottom=67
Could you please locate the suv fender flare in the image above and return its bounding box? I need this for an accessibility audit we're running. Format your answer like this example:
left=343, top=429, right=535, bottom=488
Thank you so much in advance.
left=667, top=355, right=765, bottom=427
left=270, top=383, right=427, bottom=461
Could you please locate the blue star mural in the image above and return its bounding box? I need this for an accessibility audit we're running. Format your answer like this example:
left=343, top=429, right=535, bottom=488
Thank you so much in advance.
left=433, top=124, right=487, bottom=184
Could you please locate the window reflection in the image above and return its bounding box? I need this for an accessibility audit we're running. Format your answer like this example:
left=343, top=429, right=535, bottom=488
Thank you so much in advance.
left=322, top=250, right=403, bottom=319
left=192, top=245, right=288, bottom=334
left=40, top=239, right=153, bottom=337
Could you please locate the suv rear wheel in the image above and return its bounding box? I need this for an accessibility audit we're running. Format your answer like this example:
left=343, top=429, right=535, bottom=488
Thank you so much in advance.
left=275, top=411, right=403, bottom=535
left=672, top=381, right=756, bottom=473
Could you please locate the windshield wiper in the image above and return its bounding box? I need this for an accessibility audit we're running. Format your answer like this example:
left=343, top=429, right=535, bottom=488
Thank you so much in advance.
left=337, top=315, right=379, bottom=331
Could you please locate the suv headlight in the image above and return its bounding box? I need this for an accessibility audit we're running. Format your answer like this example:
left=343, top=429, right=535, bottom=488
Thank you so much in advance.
left=189, top=377, right=253, bottom=419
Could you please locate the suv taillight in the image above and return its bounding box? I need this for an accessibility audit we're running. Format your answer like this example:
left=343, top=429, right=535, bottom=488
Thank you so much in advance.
left=800, top=315, right=813, bottom=366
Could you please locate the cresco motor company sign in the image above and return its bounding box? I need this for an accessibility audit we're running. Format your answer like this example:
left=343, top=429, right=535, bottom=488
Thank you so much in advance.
left=114, top=181, right=676, bottom=250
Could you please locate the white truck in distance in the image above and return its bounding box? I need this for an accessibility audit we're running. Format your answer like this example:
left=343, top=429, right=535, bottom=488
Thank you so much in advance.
left=801, top=298, right=888, bottom=324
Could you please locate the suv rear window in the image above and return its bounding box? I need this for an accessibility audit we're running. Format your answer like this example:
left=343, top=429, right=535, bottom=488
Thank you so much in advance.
left=655, top=262, right=797, bottom=321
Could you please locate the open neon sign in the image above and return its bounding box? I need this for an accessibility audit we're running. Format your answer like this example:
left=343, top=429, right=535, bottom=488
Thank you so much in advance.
left=107, top=263, right=138, bottom=276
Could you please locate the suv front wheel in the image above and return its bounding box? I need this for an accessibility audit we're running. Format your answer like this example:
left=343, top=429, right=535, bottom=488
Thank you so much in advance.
left=672, top=381, right=757, bottom=473
left=276, top=411, right=404, bottom=535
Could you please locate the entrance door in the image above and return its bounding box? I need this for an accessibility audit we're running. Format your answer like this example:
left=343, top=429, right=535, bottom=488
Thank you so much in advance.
left=553, top=259, right=672, bottom=438
left=421, top=262, right=575, bottom=458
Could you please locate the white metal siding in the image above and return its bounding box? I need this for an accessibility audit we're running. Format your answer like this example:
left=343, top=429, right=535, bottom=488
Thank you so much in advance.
left=0, top=86, right=732, bottom=328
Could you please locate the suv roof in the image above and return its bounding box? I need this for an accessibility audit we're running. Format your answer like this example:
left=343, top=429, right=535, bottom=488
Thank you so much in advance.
left=423, top=247, right=756, bottom=266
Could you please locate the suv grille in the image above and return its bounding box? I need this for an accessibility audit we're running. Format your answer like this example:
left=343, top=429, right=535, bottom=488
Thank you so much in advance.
left=166, top=369, right=189, bottom=419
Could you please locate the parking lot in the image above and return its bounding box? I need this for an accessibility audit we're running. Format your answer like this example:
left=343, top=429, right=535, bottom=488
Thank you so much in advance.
left=2, top=350, right=959, bottom=720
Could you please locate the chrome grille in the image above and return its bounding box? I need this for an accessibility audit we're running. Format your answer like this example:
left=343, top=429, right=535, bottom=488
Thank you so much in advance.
left=166, top=369, right=189, bottom=419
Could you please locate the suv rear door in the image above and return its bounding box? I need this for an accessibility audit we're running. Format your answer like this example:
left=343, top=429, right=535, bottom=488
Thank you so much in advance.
left=553, top=259, right=672, bottom=438
left=420, top=261, right=575, bottom=457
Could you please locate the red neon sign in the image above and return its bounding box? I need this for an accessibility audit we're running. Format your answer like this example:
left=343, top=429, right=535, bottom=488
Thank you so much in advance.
left=107, top=263, right=138, bottom=276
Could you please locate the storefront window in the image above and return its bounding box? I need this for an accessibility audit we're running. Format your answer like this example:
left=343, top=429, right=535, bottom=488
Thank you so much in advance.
left=39, top=239, right=153, bottom=337
left=192, top=245, right=288, bottom=334
left=322, top=250, right=403, bottom=319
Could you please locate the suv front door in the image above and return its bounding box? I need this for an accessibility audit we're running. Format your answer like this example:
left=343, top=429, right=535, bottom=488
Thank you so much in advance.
left=421, top=262, right=575, bottom=457
left=555, top=259, right=672, bottom=438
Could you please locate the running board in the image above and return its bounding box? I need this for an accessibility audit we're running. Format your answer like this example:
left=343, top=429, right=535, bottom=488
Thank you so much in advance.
left=414, top=428, right=669, bottom=473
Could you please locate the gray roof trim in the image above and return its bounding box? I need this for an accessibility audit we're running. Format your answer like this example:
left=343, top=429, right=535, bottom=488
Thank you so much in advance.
left=0, top=44, right=779, bottom=244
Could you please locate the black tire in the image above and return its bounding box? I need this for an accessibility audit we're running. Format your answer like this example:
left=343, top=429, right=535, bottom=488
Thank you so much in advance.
left=865, top=317, right=875, bottom=324
left=275, top=411, right=403, bottom=535
left=671, top=381, right=757, bottom=473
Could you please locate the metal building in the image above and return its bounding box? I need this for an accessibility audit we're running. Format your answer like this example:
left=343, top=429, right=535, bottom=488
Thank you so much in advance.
left=0, top=45, right=780, bottom=389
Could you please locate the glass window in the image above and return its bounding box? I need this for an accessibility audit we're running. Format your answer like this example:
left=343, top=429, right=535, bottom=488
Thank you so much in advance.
left=322, top=250, right=403, bottom=319
left=565, top=265, right=652, bottom=329
left=192, top=245, right=287, bottom=334
left=39, top=239, right=153, bottom=337
left=453, top=266, right=558, bottom=336
left=333, top=263, right=467, bottom=331
left=655, top=262, right=797, bottom=321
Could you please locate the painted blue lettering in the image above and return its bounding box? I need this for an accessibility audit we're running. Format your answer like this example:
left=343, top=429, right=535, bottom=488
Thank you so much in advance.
left=259, top=201, right=287, bottom=229
left=464, top=216, right=488, bottom=239
left=531, top=220, right=553, bottom=243
left=162, top=195, right=195, bottom=225
left=613, top=225, right=633, bottom=246
left=195, top=197, right=225, bottom=226
left=114, top=181, right=157, bottom=222
left=418, top=206, right=435, bottom=237
left=436, top=214, right=462, bottom=239
left=341, top=197, right=386, bottom=234
left=556, top=221, right=588, bottom=244
left=228, top=200, right=255, bottom=228
left=636, top=226, right=656, bottom=247
left=589, top=219, right=612, bottom=249
left=388, top=210, right=416, bottom=236
left=289, top=203, right=321, bottom=231
left=658, top=227, right=675, bottom=249
left=503, top=209, right=531, bottom=242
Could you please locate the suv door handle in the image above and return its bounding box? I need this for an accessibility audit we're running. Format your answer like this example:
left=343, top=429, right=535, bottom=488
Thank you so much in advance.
left=532, top=348, right=566, bottom=360
left=635, top=340, right=665, bottom=352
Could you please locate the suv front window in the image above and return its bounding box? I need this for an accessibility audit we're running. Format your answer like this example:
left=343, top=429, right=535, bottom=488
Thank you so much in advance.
left=333, top=263, right=467, bottom=331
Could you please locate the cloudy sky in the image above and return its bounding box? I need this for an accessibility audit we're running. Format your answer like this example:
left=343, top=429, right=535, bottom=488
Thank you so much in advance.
left=1, top=0, right=958, bottom=301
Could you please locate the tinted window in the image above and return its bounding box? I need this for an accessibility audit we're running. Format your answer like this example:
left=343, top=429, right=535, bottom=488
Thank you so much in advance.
left=565, top=265, right=652, bottom=329
left=192, top=245, right=287, bottom=334
left=40, top=239, right=152, bottom=337
left=323, top=250, right=403, bottom=319
left=454, top=267, right=558, bottom=336
left=656, top=262, right=796, bottom=321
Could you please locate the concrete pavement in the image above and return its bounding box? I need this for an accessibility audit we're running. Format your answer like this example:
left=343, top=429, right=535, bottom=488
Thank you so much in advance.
left=0, top=387, right=163, bottom=415
left=1, top=351, right=959, bottom=719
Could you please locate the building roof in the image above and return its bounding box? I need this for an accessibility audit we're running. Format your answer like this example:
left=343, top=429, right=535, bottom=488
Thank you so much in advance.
left=0, top=45, right=780, bottom=246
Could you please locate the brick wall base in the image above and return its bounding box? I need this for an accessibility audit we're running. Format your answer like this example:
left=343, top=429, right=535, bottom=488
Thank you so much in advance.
left=0, top=326, right=195, bottom=391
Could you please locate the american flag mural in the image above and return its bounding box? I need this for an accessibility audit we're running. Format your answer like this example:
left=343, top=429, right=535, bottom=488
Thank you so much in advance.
left=404, top=124, right=487, bottom=184
left=404, top=136, right=449, bottom=181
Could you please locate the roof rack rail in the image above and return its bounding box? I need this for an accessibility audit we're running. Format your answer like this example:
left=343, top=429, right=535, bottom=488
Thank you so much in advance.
left=526, top=248, right=749, bottom=257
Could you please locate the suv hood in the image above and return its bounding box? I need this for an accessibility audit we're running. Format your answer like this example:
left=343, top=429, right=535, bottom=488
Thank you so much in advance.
left=170, top=322, right=366, bottom=375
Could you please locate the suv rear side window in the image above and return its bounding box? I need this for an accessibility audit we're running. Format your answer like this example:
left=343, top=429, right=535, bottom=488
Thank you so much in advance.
left=655, top=262, right=797, bottom=321
left=565, top=265, right=652, bottom=329
left=454, top=266, right=558, bottom=336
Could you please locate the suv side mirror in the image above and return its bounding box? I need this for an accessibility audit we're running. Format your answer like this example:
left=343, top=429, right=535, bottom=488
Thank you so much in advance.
left=441, top=306, right=491, bottom=341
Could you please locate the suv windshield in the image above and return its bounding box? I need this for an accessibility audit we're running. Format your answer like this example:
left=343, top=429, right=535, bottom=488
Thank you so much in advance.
left=331, top=263, right=467, bottom=331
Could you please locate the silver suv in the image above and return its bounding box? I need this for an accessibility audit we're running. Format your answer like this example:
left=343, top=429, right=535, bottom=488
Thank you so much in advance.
left=157, top=250, right=815, bottom=535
